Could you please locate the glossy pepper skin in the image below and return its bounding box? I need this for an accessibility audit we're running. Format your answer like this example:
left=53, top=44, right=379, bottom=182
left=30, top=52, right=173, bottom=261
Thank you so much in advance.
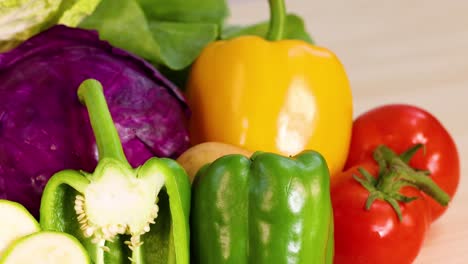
left=39, top=79, right=190, bottom=264
left=185, top=0, right=352, bottom=176
left=190, top=151, right=334, bottom=264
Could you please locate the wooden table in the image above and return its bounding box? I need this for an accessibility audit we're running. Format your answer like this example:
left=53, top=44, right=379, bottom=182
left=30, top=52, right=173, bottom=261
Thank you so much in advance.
left=230, top=1, right=468, bottom=263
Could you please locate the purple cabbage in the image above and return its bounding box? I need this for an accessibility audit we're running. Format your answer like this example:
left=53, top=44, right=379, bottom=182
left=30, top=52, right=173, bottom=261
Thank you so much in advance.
left=0, top=25, right=190, bottom=217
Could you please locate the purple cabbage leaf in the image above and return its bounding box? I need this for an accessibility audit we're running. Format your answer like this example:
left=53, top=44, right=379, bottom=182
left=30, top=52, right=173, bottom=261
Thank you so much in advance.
left=0, top=25, right=190, bottom=217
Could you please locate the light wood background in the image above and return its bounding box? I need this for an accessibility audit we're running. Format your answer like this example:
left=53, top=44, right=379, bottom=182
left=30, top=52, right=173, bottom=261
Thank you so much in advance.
left=229, top=1, right=468, bottom=263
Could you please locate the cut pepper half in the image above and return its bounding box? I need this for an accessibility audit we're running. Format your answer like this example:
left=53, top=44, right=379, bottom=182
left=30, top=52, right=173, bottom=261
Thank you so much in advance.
left=39, top=79, right=190, bottom=264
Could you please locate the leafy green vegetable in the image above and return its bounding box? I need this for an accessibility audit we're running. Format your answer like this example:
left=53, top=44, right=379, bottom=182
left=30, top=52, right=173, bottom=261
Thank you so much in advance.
left=78, top=0, right=313, bottom=85
left=222, top=14, right=314, bottom=43
left=138, top=0, right=228, bottom=24
left=57, top=0, right=102, bottom=26
left=150, top=22, right=218, bottom=70
left=79, top=0, right=228, bottom=70
left=0, top=0, right=101, bottom=52
left=79, top=0, right=161, bottom=64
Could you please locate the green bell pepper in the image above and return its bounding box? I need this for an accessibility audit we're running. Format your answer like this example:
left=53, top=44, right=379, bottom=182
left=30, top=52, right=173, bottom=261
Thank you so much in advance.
left=39, top=79, right=190, bottom=264
left=190, top=151, right=334, bottom=264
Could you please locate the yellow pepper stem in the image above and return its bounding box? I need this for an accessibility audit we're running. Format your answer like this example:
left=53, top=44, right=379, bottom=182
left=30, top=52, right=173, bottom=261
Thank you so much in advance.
left=266, top=0, right=286, bottom=41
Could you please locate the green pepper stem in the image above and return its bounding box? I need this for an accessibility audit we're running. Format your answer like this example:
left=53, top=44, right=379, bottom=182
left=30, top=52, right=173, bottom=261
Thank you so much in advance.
left=95, top=240, right=105, bottom=264
left=77, top=79, right=130, bottom=167
left=132, top=247, right=143, bottom=264
left=266, top=0, right=286, bottom=41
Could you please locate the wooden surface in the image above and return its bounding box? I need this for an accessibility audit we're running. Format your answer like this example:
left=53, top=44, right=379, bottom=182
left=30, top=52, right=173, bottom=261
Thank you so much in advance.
left=229, top=1, right=468, bottom=263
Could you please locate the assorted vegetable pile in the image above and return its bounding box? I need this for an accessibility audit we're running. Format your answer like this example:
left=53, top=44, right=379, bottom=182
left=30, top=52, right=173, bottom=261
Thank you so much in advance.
left=0, top=0, right=460, bottom=263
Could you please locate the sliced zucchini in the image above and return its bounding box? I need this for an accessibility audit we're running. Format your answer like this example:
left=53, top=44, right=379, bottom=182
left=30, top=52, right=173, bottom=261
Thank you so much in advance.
left=0, top=231, right=90, bottom=264
left=0, top=200, right=40, bottom=255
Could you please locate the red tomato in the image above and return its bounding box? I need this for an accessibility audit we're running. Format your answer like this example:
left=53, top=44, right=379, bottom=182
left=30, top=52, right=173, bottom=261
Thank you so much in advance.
left=344, top=104, right=459, bottom=221
left=332, top=163, right=431, bottom=264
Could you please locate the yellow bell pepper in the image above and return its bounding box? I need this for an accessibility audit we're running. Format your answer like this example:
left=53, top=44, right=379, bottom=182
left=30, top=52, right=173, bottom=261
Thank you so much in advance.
left=185, top=0, right=353, bottom=176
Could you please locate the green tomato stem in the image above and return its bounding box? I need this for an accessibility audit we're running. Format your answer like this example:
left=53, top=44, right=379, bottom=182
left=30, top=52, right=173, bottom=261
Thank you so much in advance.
left=266, top=0, right=286, bottom=41
left=375, top=145, right=450, bottom=206
left=77, top=79, right=130, bottom=167
left=355, top=144, right=450, bottom=222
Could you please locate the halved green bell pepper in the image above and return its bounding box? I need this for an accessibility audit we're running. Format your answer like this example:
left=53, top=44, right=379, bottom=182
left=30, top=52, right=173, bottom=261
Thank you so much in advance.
left=39, top=79, right=190, bottom=264
left=190, top=151, right=334, bottom=264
